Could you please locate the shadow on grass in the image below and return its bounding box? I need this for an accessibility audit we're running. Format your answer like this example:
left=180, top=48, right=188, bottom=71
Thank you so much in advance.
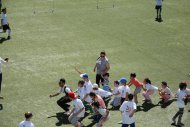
left=158, top=98, right=176, bottom=109
left=0, top=37, right=8, bottom=44
left=48, top=112, right=70, bottom=126
left=84, top=122, right=96, bottom=127
left=136, top=101, right=160, bottom=112
left=48, top=112, right=90, bottom=126
left=0, top=104, right=3, bottom=110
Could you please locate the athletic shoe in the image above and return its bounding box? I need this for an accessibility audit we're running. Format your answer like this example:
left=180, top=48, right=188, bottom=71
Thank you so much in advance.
left=177, top=123, right=184, bottom=126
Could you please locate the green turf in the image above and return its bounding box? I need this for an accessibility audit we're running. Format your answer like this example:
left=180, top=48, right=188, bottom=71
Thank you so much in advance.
left=0, top=0, right=190, bottom=126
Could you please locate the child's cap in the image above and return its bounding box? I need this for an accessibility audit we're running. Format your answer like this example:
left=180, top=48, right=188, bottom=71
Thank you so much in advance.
left=80, top=73, right=88, bottom=78
left=92, top=83, right=99, bottom=89
left=68, top=92, right=77, bottom=99
left=119, top=77, right=127, bottom=83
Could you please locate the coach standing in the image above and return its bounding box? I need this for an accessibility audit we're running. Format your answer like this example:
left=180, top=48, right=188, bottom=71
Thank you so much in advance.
left=93, top=51, right=110, bottom=87
left=0, top=57, right=8, bottom=99
left=50, top=78, right=72, bottom=113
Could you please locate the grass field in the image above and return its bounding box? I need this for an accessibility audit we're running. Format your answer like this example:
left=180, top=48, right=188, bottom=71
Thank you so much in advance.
left=0, top=0, right=190, bottom=126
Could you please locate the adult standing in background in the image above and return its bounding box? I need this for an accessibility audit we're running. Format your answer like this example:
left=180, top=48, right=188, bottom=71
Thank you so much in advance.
left=0, top=57, right=8, bottom=99
left=93, top=51, right=110, bottom=87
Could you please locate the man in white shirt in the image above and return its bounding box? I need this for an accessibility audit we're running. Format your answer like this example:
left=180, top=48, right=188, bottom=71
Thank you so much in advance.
left=155, top=0, right=163, bottom=21
left=120, top=94, right=136, bottom=127
left=50, top=78, right=72, bottom=113
left=19, top=112, right=35, bottom=127
left=67, top=92, right=85, bottom=127
left=0, top=57, right=8, bottom=99
left=1, top=8, right=11, bottom=39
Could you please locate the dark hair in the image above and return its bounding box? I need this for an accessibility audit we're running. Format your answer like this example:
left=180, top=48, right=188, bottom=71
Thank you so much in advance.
left=25, top=112, right=33, bottom=119
left=78, top=80, right=85, bottom=85
left=59, top=78, right=66, bottom=84
left=161, top=81, right=167, bottom=86
left=144, top=78, right=151, bottom=84
left=179, top=82, right=187, bottom=90
left=130, top=73, right=136, bottom=78
left=103, top=73, right=109, bottom=77
left=89, top=92, right=96, bottom=97
left=128, top=94, right=134, bottom=101
left=2, top=8, right=6, bottom=12
left=114, top=80, right=119, bottom=85
left=92, top=102, right=100, bottom=108
left=100, top=51, right=106, bottom=56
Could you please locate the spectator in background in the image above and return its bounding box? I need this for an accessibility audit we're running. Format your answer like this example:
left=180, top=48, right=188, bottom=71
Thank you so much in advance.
left=94, top=51, right=110, bottom=87
left=19, top=112, right=35, bottom=127
left=0, top=57, right=8, bottom=99
left=49, top=78, right=72, bottom=113
left=155, top=0, right=163, bottom=22
left=1, top=8, right=11, bottom=39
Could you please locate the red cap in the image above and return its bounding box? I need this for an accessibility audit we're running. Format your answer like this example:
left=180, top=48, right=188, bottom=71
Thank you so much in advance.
left=68, top=92, right=77, bottom=99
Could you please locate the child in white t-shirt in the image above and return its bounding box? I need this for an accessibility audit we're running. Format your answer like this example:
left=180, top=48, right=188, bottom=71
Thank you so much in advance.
left=67, top=92, right=85, bottom=127
left=158, top=81, right=172, bottom=103
left=111, top=80, right=121, bottom=107
left=76, top=80, right=85, bottom=99
left=172, top=82, right=187, bottom=126
left=118, top=77, right=131, bottom=104
left=92, top=102, right=109, bottom=127
left=142, top=78, right=158, bottom=103
left=19, top=112, right=35, bottom=127
left=120, top=94, right=136, bottom=127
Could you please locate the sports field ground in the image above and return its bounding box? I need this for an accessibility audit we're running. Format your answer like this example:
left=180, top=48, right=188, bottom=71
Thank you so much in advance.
left=0, top=0, right=190, bottom=126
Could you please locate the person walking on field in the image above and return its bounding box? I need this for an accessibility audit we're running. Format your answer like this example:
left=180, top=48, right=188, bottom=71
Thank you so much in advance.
left=1, top=8, right=11, bottom=39
left=19, top=112, right=35, bottom=127
left=93, top=51, right=110, bottom=87
left=0, top=57, right=8, bottom=99
left=49, top=78, right=72, bottom=113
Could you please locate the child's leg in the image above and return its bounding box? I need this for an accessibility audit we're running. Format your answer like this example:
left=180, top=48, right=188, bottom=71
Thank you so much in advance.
left=177, top=108, right=184, bottom=125
left=159, top=8, right=162, bottom=19
left=134, top=87, right=141, bottom=103
left=130, top=122, right=135, bottom=127
left=122, top=124, right=129, bottom=127
left=172, top=108, right=182, bottom=122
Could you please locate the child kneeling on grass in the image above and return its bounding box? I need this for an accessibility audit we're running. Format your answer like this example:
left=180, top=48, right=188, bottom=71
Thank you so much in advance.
left=158, top=81, right=172, bottom=103
left=67, top=92, right=85, bottom=127
left=92, top=102, right=109, bottom=127
left=142, top=78, right=158, bottom=103
left=120, top=94, right=136, bottom=127
left=110, top=80, right=121, bottom=107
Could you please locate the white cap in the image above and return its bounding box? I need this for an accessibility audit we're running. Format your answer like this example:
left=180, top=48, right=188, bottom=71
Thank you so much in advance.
left=92, top=83, right=99, bottom=88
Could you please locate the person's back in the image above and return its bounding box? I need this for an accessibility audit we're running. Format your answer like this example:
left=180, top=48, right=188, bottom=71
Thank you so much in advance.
left=19, top=120, right=34, bottom=127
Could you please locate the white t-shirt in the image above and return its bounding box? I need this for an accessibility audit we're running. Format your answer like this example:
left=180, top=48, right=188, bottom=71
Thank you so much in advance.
left=93, top=88, right=112, bottom=98
left=97, top=108, right=107, bottom=117
left=19, top=120, right=34, bottom=127
left=113, top=87, right=121, bottom=98
left=0, top=57, right=7, bottom=73
left=77, top=87, right=85, bottom=99
left=161, top=87, right=172, bottom=95
left=176, top=89, right=187, bottom=108
left=186, top=88, right=190, bottom=95
left=73, top=99, right=85, bottom=117
left=120, top=101, right=136, bottom=124
left=58, top=86, right=71, bottom=95
left=84, top=80, right=93, bottom=103
left=145, top=83, right=158, bottom=91
left=156, top=0, right=162, bottom=6
left=2, top=13, right=8, bottom=25
left=119, top=85, right=131, bottom=98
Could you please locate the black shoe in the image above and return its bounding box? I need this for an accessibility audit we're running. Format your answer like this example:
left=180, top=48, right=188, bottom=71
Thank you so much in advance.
left=7, top=36, right=11, bottom=40
left=155, top=18, right=159, bottom=21
left=177, top=123, right=184, bottom=126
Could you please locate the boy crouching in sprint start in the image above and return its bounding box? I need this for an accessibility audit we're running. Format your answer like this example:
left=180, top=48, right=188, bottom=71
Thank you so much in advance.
left=67, top=92, right=85, bottom=127
left=1, top=8, right=11, bottom=39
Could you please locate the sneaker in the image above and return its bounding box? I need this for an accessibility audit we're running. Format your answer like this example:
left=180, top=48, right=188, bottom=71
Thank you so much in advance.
left=171, top=118, right=176, bottom=125
left=177, top=123, right=184, bottom=126
left=155, top=18, right=159, bottom=21
left=7, top=36, right=11, bottom=40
